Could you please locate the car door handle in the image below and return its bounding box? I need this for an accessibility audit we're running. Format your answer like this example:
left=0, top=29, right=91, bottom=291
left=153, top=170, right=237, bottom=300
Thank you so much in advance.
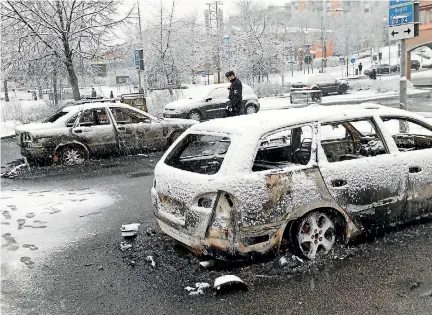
left=331, top=179, right=347, bottom=187
left=117, top=126, right=126, bottom=131
left=73, top=129, right=83, bottom=134
left=409, top=166, right=422, bottom=173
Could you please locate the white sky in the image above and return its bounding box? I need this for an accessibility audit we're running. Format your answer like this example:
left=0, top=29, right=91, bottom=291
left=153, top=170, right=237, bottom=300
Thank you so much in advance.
left=122, top=0, right=289, bottom=26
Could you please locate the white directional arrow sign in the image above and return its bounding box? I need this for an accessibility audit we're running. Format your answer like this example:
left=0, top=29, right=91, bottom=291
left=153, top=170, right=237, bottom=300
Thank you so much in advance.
left=388, top=23, right=415, bottom=40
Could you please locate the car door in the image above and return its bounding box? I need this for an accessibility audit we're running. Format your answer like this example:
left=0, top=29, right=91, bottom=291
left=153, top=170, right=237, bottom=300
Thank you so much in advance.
left=204, top=87, right=230, bottom=119
left=109, top=107, right=165, bottom=153
left=380, top=116, right=432, bottom=219
left=318, top=117, right=408, bottom=227
left=72, top=107, right=117, bottom=155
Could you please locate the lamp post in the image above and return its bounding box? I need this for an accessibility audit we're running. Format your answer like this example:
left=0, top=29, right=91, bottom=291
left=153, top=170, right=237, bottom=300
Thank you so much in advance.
left=321, top=8, right=343, bottom=74
left=222, top=34, right=231, bottom=70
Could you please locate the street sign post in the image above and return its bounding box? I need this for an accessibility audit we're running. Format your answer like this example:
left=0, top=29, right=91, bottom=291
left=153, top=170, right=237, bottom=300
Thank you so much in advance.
left=134, top=50, right=140, bottom=69
left=350, top=58, right=356, bottom=64
left=388, top=23, right=415, bottom=40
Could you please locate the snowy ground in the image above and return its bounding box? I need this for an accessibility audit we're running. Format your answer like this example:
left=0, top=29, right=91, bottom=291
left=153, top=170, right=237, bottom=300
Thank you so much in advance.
left=1, top=187, right=116, bottom=270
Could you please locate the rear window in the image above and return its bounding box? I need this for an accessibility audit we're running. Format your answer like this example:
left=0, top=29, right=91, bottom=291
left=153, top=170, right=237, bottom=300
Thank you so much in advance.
left=165, top=134, right=231, bottom=175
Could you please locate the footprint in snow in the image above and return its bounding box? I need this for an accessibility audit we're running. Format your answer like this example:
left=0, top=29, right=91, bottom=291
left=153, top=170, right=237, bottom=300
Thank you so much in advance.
left=20, top=257, right=35, bottom=266
left=25, top=213, right=35, bottom=219
left=17, top=219, right=26, bottom=230
left=6, top=205, right=17, bottom=211
left=2, top=210, right=11, bottom=220
left=23, top=244, right=38, bottom=251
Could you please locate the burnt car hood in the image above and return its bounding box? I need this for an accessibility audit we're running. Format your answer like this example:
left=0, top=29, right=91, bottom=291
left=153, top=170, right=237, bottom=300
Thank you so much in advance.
left=160, top=117, right=198, bottom=126
left=15, top=122, right=69, bottom=137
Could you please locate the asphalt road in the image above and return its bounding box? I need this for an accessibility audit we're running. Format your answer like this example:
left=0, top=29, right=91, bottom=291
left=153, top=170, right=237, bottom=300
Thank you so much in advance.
left=1, top=130, right=432, bottom=315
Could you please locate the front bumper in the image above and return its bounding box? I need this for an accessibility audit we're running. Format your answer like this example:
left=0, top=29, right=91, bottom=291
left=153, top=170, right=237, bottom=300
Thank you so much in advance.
left=162, top=111, right=188, bottom=119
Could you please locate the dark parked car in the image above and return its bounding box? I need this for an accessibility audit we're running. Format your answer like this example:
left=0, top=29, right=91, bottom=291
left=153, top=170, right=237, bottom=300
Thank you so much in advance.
left=364, top=64, right=390, bottom=76
left=163, top=83, right=260, bottom=121
left=291, top=74, right=349, bottom=96
left=391, top=60, right=421, bottom=72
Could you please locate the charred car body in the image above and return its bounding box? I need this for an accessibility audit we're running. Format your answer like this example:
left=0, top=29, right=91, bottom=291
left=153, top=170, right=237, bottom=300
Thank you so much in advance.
left=152, top=104, right=432, bottom=259
left=15, top=103, right=196, bottom=165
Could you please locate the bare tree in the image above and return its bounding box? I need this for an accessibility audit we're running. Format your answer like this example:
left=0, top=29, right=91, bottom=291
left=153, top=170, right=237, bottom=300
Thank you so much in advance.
left=1, top=0, right=132, bottom=100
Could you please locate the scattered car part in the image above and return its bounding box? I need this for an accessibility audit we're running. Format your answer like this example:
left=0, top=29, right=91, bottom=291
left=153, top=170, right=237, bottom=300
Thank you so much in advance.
left=213, top=275, right=248, bottom=294
left=121, top=223, right=140, bottom=238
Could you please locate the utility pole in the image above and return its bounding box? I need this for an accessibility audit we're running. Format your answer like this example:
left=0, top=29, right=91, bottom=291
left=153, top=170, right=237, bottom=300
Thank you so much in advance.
left=137, top=1, right=147, bottom=96
left=400, top=38, right=407, bottom=109
left=205, top=1, right=223, bottom=83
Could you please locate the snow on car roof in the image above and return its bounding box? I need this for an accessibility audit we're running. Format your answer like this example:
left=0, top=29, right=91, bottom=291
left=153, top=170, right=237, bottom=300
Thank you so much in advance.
left=190, top=104, right=425, bottom=136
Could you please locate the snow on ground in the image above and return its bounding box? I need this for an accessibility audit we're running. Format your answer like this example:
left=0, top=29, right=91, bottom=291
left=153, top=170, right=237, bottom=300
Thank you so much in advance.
left=1, top=187, right=116, bottom=270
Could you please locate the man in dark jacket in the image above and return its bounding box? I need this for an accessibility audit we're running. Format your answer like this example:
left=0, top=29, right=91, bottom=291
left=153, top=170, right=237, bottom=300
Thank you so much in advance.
left=225, top=71, right=243, bottom=117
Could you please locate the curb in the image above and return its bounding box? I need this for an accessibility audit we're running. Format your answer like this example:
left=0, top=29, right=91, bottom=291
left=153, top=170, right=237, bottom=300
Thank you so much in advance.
left=322, top=90, right=431, bottom=105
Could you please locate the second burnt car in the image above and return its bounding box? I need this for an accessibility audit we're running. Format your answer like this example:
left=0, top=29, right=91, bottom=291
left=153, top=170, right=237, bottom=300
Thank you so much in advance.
left=151, top=104, right=432, bottom=259
left=15, top=103, right=196, bottom=165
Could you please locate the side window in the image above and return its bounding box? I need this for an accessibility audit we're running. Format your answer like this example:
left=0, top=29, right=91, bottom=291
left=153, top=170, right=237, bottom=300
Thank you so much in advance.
left=252, top=125, right=313, bottom=172
left=110, top=107, right=151, bottom=125
left=66, top=113, right=80, bottom=127
left=381, top=117, right=432, bottom=152
left=321, top=119, right=387, bottom=163
left=209, top=88, right=228, bottom=99
left=79, top=108, right=110, bottom=126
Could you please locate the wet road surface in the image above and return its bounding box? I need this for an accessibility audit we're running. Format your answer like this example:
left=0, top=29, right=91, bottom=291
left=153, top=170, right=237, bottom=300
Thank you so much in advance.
left=1, top=132, right=432, bottom=315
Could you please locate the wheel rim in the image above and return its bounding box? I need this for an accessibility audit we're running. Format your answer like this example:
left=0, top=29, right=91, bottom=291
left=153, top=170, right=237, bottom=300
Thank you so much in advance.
left=62, top=148, right=85, bottom=165
left=297, top=212, right=336, bottom=259
left=189, top=112, right=201, bottom=121
left=246, top=105, right=257, bottom=114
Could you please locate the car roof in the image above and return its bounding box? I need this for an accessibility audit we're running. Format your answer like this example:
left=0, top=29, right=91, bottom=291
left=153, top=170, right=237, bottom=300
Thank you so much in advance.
left=62, top=102, right=135, bottom=112
left=190, top=103, right=425, bottom=136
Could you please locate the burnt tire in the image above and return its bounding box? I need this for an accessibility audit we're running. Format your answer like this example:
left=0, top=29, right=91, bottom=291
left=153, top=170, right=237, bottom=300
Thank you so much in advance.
left=58, top=145, right=87, bottom=166
left=290, top=211, right=338, bottom=260
left=187, top=110, right=202, bottom=121
left=338, top=84, right=348, bottom=95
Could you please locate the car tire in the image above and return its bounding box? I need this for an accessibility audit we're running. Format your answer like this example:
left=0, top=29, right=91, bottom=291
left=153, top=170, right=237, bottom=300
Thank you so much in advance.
left=338, top=84, right=348, bottom=95
left=290, top=211, right=338, bottom=259
left=58, top=145, right=87, bottom=166
left=245, top=104, right=257, bottom=115
left=187, top=110, right=202, bottom=121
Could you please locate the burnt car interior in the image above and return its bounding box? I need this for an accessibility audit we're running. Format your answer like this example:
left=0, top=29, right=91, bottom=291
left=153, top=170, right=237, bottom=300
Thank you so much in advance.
left=165, top=134, right=231, bottom=175
left=381, top=117, right=432, bottom=151
left=79, top=109, right=110, bottom=127
left=252, top=126, right=313, bottom=172
left=110, top=107, right=151, bottom=125
left=320, top=119, right=387, bottom=162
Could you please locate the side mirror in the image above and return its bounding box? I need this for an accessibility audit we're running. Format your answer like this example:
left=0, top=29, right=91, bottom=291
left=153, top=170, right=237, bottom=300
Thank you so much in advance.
left=205, top=98, right=212, bottom=102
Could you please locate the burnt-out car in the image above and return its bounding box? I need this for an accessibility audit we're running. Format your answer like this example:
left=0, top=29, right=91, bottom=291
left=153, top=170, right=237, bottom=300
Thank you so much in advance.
left=15, top=103, right=196, bottom=165
left=151, top=104, right=432, bottom=259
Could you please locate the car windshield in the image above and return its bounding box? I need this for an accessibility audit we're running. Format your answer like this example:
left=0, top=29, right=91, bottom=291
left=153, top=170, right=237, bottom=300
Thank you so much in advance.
left=42, top=110, right=70, bottom=123
left=186, top=86, right=217, bottom=100
left=164, top=134, right=231, bottom=175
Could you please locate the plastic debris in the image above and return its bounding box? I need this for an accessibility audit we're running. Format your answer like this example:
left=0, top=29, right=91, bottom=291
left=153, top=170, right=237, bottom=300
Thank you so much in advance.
left=213, top=275, right=248, bottom=294
left=184, top=286, right=195, bottom=292
left=145, top=255, right=156, bottom=268
left=195, top=282, right=210, bottom=290
left=199, top=260, right=215, bottom=268
left=121, top=223, right=140, bottom=238
left=120, top=241, right=132, bottom=251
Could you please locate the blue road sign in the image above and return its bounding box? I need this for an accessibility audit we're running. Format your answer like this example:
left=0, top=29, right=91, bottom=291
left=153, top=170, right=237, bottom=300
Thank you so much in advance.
left=201, top=72, right=206, bottom=77
left=388, top=3, right=413, bottom=26
left=350, top=58, right=356, bottom=64
left=389, top=0, right=412, bottom=6
left=134, top=50, right=140, bottom=66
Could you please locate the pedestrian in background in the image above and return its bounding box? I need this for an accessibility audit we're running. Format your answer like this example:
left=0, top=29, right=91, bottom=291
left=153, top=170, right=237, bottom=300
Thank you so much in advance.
left=358, top=62, right=363, bottom=74
left=225, top=71, right=243, bottom=117
left=91, top=87, right=97, bottom=97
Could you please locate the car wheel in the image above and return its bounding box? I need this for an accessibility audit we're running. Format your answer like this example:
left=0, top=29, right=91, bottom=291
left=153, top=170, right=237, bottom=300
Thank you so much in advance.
left=188, top=110, right=202, bottom=121
left=245, top=104, right=257, bottom=115
left=338, top=84, right=348, bottom=95
left=58, top=145, right=87, bottom=166
left=291, top=211, right=337, bottom=259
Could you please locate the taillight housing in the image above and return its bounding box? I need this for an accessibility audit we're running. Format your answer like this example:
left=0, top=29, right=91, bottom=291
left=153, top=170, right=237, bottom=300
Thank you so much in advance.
left=22, top=132, right=33, bottom=142
left=195, top=193, right=218, bottom=209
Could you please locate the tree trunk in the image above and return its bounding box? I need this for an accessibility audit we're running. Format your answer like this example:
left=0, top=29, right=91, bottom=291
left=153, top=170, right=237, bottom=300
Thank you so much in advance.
left=65, top=55, right=80, bottom=100
left=53, top=68, right=58, bottom=106
left=3, top=80, right=9, bottom=102
left=38, top=82, right=43, bottom=99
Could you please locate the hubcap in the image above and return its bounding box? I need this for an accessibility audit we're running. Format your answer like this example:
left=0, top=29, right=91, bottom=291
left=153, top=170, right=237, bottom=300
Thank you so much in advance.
left=297, top=213, right=335, bottom=259
left=189, top=112, right=201, bottom=121
left=62, top=148, right=85, bottom=165
left=246, top=105, right=257, bottom=114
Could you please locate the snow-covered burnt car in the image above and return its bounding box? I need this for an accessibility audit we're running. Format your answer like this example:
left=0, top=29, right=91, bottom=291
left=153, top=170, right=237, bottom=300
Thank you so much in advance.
left=151, top=104, right=432, bottom=259
left=162, top=83, right=260, bottom=121
left=15, top=103, right=196, bottom=165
